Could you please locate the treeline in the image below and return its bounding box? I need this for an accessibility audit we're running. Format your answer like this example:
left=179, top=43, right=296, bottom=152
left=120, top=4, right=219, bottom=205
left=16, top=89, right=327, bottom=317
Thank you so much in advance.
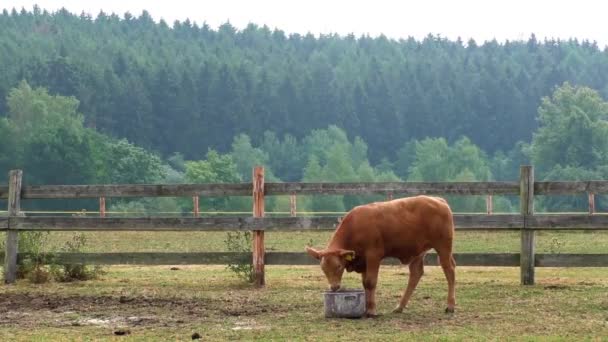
left=2, top=8, right=608, bottom=164
left=3, top=81, right=608, bottom=213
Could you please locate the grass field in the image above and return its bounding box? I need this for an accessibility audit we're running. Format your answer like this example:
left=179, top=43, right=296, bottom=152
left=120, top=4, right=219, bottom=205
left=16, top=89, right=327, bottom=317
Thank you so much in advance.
left=1, top=265, right=607, bottom=341
left=0, top=230, right=607, bottom=340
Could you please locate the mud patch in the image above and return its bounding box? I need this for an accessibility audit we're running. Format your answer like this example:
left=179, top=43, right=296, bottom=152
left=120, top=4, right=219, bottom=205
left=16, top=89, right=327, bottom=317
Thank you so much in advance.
left=544, top=285, right=569, bottom=290
left=0, top=293, right=281, bottom=328
left=77, top=315, right=158, bottom=327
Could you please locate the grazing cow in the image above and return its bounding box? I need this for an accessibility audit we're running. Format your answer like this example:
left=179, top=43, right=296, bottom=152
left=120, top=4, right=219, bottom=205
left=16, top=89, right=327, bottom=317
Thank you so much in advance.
left=305, top=195, right=456, bottom=317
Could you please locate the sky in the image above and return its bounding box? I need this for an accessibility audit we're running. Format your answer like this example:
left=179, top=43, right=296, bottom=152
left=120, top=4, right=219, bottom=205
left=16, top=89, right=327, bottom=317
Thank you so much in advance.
left=3, top=0, right=607, bottom=47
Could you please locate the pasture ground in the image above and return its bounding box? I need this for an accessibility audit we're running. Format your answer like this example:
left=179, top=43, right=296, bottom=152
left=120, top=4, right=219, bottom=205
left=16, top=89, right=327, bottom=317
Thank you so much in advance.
left=0, top=231, right=607, bottom=341
left=1, top=266, right=607, bottom=341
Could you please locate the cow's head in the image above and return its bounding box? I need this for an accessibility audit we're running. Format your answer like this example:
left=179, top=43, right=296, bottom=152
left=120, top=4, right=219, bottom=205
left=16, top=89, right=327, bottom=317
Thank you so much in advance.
left=305, top=246, right=355, bottom=291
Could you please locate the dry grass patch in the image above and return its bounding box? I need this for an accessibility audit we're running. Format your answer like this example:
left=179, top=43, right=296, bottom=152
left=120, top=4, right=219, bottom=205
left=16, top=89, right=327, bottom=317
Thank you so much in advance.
left=0, top=265, right=607, bottom=341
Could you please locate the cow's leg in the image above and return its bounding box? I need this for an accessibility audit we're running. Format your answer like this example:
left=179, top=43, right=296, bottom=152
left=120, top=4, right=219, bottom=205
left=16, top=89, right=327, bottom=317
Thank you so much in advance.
left=361, top=258, right=381, bottom=317
left=436, top=247, right=456, bottom=313
left=392, top=254, right=425, bottom=313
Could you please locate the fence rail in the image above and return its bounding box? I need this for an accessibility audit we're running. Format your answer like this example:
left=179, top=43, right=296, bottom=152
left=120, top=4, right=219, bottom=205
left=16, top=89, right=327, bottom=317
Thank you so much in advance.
left=1, top=252, right=607, bottom=267
left=535, top=181, right=608, bottom=195
left=3, top=166, right=608, bottom=286
left=3, top=180, right=608, bottom=199
left=3, top=214, right=608, bottom=231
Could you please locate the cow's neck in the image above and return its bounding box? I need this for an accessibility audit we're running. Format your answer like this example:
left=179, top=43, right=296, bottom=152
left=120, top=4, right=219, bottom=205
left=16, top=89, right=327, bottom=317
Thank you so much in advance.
left=327, top=220, right=351, bottom=250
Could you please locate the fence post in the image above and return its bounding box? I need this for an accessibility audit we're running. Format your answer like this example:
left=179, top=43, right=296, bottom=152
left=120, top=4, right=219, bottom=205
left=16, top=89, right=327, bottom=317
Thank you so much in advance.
left=99, top=197, right=106, bottom=217
left=5, top=170, right=22, bottom=284
left=486, top=195, right=493, bottom=214
left=193, top=196, right=200, bottom=217
left=588, top=193, right=595, bottom=215
left=290, top=193, right=296, bottom=217
left=252, top=166, right=265, bottom=287
left=520, top=166, right=535, bottom=285
left=387, top=192, right=393, bottom=201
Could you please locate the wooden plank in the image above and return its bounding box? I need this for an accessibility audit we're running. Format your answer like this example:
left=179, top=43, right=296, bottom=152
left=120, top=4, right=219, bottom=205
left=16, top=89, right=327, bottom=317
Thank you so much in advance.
left=265, top=181, right=520, bottom=195
left=20, top=183, right=252, bottom=199
left=0, top=186, right=8, bottom=199
left=193, top=196, right=200, bottom=218
left=252, top=166, right=265, bottom=287
left=425, top=253, right=520, bottom=267
left=486, top=195, right=493, bottom=214
left=290, top=193, right=296, bottom=217
left=588, top=193, right=595, bottom=214
left=4, top=231, right=18, bottom=283
left=10, top=217, right=249, bottom=231
left=0, top=252, right=522, bottom=266
left=520, top=166, right=535, bottom=285
left=5, top=170, right=22, bottom=284
left=6, top=252, right=251, bottom=265
left=526, top=214, right=608, bottom=230
left=454, top=214, right=523, bottom=229
left=0, top=217, right=7, bottom=230
left=0, top=252, right=606, bottom=267
left=535, top=181, right=608, bottom=195
left=267, top=253, right=521, bottom=267
left=535, top=254, right=608, bottom=267
left=11, top=180, right=608, bottom=198
left=8, top=215, right=523, bottom=231
left=18, top=181, right=522, bottom=198
left=99, top=197, right=106, bottom=218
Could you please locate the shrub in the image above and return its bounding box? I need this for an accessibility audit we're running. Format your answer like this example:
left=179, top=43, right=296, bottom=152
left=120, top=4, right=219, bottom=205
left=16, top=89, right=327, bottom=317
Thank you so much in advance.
left=1, top=231, right=106, bottom=283
left=51, top=234, right=106, bottom=282
left=15, top=231, right=52, bottom=281
left=224, top=231, right=254, bottom=283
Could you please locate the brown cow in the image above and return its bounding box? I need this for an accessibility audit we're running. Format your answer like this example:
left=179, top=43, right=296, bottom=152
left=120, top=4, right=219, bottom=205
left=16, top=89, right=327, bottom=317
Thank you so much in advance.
left=305, top=195, right=456, bottom=317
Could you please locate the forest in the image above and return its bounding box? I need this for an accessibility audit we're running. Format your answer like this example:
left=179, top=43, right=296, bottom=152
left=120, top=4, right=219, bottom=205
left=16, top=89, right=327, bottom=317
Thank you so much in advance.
left=1, top=7, right=608, bottom=212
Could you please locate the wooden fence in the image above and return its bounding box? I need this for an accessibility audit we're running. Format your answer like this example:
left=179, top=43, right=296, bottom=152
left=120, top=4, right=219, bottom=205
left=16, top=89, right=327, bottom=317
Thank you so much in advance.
left=2, top=166, right=608, bottom=287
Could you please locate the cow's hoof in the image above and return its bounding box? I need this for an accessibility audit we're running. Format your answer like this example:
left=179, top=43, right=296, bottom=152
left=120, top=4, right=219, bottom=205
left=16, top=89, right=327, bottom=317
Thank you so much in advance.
left=445, top=307, right=455, bottom=314
left=364, top=312, right=380, bottom=319
left=392, top=307, right=404, bottom=314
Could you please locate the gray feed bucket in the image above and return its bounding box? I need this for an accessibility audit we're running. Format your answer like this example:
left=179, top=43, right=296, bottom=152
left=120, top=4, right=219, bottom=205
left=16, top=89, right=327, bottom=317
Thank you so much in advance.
left=323, top=289, right=366, bottom=318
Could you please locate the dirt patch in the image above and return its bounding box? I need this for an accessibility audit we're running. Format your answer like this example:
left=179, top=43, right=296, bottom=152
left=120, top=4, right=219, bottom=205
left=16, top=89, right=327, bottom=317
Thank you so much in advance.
left=0, top=293, right=282, bottom=328
left=544, top=285, right=569, bottom=290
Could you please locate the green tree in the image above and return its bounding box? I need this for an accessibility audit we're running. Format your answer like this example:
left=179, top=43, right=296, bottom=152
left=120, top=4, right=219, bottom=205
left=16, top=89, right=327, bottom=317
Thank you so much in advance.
left=260, top=131, right=305, bottom=181
left=6, top=81, right=96, bottom=185
left=95, top=138, right=166, bottom=184
left=394, top=140, right=418, bottom=180
left=185, top=150, right=248, bottom=211
left=302, top=155, right=344, bottom=213
left=231, top=134, right=273, bottom=182
left=530, top=83, right=608, bottom=175
left=0, top=118, right=14, bottom=175
left=408, top=137, right=493, bottom=212
left=528, top=83, right=608, bottom=211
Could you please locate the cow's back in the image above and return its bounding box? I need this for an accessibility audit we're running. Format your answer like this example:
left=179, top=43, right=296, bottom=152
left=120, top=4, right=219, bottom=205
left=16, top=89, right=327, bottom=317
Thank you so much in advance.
left=343, top=196, right=454, bottom=261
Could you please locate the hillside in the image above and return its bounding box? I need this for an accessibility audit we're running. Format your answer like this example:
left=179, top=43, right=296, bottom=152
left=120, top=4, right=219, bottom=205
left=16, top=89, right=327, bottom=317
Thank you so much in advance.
left=1, top=7, right=608, bottom=162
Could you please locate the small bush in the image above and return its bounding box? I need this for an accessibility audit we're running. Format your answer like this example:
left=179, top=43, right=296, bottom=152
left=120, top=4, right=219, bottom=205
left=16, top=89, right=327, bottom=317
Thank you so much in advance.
left=224, top=231, right=254, bottom=283
left=16, top=231, right=52, bottom=281
left=27, top=265, right=52, bottom=284
left=52, top=234, right=106, bottom=282
left=0, top=224, right=103, bottom=283
left=549, top=236, right=565, bottom=254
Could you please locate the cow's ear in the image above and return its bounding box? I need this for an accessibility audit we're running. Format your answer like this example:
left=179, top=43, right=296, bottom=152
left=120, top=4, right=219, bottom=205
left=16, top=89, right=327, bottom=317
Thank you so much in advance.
left=339, top=249, right=355, bottom=261
left=305, top=246, right=322, bottom=260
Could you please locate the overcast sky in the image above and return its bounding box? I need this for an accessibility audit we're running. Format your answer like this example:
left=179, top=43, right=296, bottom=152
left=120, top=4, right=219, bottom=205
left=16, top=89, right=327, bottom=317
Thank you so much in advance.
left=4, top=0, right=607, bottom=47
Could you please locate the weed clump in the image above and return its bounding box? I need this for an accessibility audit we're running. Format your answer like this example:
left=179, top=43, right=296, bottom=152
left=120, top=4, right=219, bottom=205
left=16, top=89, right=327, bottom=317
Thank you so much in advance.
left=2, top=231, right=105, bottom=284
left=224, top=231, right=254, bottom=283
